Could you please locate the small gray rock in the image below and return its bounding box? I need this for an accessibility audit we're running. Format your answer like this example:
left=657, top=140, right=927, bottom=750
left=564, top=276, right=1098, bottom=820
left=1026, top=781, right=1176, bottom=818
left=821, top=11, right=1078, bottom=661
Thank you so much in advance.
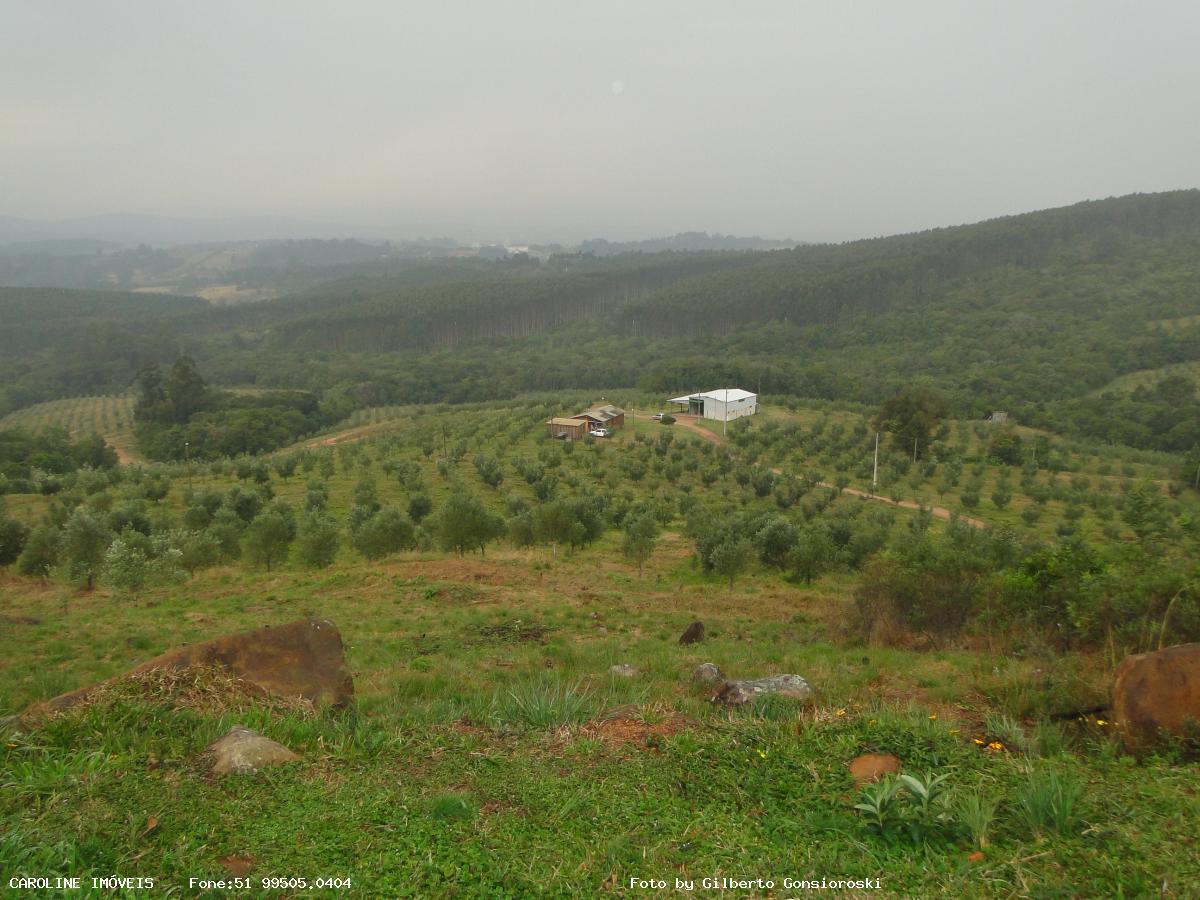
left=691, top=663, right=724, bottom=684
left=609, top=664, right=638, bottom=678
left=204, top=726, right=300, bottom=775
left=713, top=674, right=814, bottom=706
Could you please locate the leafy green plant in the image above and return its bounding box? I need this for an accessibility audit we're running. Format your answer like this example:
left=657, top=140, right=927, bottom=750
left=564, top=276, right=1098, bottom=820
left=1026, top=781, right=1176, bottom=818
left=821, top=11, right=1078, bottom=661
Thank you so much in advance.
left=855, top=770, right=956, bottom=843
left=854, top=776, right=903, bottom=834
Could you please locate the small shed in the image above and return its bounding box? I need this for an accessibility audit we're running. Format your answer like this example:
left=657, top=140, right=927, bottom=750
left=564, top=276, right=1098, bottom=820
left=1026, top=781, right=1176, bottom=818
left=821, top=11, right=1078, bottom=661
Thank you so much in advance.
left=576, top=404, right=625, bottom=429
left=546, top=417, right=591, bottom=440
left=988, top=411, right=1009, bottom=425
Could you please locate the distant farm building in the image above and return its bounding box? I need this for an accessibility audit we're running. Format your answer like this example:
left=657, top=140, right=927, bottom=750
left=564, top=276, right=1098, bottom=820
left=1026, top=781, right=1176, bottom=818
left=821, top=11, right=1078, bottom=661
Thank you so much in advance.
left=546, top=417, right=591, bottom=440
left=988, top=411, right=1010, bottom=425
left=668, top=389, right=757, bottom=422
left=546, top=404, right=625, bottom=440
left=577, top=404, right=625, bottom=430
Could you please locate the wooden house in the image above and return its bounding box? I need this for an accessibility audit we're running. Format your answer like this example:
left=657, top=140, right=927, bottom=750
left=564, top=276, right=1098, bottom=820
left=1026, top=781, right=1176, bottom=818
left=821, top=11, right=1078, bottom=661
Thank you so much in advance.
left=576, top=404, right=625, bottom=430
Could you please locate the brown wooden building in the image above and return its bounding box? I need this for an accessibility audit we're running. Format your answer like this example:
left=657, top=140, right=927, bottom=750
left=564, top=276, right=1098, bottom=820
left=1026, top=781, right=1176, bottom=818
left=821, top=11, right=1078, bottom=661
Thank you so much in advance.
left=546, top=417, right=591, bottom=440
left=576, top=404, right=625, bottom=430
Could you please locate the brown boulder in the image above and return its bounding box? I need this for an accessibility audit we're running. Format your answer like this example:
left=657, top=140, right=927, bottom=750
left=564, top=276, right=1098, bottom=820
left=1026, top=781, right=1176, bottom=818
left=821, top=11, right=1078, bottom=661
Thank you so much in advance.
left=27, top=619, right=354, bottom=716
left=849, top=753, right=901, bottom=785
left=679, top=621, right=705, bottom=645
left=1113, top=642, right=1200, bottom=750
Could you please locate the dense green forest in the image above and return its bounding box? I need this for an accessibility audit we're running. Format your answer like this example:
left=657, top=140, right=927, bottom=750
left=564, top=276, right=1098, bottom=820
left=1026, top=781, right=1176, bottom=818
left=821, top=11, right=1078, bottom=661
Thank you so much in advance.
left=2, top=191, right=1199, bottom=455
left=131, top=358, right=339, bottom=461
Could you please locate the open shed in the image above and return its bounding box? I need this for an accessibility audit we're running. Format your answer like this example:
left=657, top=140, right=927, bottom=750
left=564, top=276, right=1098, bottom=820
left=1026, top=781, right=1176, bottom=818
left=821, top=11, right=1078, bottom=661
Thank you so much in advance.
left=667, top=389, right=757, bottom=422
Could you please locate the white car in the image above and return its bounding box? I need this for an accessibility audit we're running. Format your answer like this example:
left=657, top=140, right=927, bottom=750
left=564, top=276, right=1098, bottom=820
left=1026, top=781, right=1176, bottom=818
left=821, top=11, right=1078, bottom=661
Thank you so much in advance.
left=650, top=413, right=664, bottom=421
left=589, top=428, right=611, bottom=438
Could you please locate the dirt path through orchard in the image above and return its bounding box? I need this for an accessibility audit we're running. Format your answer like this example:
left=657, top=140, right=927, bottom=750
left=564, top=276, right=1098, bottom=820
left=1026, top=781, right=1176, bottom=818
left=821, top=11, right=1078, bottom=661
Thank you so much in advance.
left=108, top=440, right=135, bottom=465
left=674, top=414, right=986, bottom=529
left=303, top=421, right=397, bottom=449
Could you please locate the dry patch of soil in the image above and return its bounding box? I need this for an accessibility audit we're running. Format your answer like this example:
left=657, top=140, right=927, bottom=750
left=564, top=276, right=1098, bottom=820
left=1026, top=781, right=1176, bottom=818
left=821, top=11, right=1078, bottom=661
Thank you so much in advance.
left=581, top=705, right=690, bottom=749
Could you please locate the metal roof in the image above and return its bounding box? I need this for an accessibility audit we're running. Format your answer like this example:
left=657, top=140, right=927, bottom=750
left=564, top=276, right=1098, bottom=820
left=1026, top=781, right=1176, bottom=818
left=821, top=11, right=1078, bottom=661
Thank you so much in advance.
left=578, top=404, right=624, bottom=421
left=547, top=417, right=589, bottom=427
left=667, top=388, right=756, bottom=403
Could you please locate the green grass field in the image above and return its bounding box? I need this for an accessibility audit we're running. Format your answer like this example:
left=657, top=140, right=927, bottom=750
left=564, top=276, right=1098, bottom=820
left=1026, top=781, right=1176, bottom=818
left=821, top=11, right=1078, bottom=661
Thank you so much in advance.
left=3, top=546, right=1197, bottom=896
left=2, top=398, right=1199, bottom=896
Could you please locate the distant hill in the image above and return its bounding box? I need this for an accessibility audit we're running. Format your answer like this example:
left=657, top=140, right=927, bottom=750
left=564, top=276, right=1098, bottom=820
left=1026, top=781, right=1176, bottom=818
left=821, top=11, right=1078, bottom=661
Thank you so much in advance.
left=579, top=231, right=799, bottom=255
left=0, top=213, right=390, bottom=246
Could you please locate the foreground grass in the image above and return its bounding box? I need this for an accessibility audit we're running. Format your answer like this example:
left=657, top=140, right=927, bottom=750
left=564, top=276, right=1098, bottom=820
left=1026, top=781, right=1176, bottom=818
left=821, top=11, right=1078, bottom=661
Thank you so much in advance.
left=2, top=547, right=1197, bottom=897
left=5, top=700, right=1197, bottom=897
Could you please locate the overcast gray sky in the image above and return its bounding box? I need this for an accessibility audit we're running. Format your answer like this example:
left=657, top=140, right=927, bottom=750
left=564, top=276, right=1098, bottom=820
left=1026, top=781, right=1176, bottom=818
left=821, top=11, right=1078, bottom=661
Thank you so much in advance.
left=3, top=1, right=1199, bottom=242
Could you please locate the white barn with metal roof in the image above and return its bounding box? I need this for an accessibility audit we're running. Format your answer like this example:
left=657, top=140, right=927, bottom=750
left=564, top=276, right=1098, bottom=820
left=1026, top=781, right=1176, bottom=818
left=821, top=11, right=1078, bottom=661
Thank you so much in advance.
left=667, top=388, right=757, bottom=422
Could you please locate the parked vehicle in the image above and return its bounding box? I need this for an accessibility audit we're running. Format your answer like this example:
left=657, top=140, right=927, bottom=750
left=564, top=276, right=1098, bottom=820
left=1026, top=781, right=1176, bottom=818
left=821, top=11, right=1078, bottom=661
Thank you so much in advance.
left=650, top=413, right=664, bottom=421
left=589, top=428, right=611, bottom=438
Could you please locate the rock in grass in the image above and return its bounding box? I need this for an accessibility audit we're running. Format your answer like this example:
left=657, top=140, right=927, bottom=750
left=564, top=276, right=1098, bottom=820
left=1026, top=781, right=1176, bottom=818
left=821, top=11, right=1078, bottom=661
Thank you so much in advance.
left=691, top=663, right=724, bottom=684
left=24, top=618, right=355, bottom=719
left=849, top=753, right=901, bottom=784
left=610, top=664, right=638, bottom=678
left=678, top=621, right=705, bottom=645
left=205, top=726, right=300, bottom=775
left=712, top=674, right=814, bottom=706
left=1112, top=642, right=1200, bottom=751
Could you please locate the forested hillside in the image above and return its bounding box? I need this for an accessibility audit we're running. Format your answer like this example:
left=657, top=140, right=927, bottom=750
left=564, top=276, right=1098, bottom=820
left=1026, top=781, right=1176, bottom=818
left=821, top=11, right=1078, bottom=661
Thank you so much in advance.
left=256, top=253, right=752, bottom=352
left=3, top=191, right=1200, bottom=453
left=0, top=288, right=204, bottom=415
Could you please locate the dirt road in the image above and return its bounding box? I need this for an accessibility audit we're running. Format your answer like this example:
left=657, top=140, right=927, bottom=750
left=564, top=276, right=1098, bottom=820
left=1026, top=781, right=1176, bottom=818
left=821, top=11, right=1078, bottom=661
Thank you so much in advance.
left=674, top=414, right=986, bottom=528
left=673, top=414, right=722, bottom=445
left=303, top=421, right=397, bottom=450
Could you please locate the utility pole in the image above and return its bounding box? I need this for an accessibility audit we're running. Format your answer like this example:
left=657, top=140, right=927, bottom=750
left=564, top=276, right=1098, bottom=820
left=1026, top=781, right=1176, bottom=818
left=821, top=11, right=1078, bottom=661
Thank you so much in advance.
left=872, top=432, right=879, bottom=495
left=913, top=435, right=918, bottom=463
left=184, top=441, right=192, bottom=492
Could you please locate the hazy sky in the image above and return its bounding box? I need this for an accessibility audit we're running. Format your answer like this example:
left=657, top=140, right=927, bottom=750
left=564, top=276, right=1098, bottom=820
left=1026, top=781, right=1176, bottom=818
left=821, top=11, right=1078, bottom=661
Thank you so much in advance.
left=3, top=1, right=1199, bottom=242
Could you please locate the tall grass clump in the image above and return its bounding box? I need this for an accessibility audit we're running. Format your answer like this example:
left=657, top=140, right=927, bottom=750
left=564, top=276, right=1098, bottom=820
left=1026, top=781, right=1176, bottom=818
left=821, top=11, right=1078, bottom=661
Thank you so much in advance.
left=1015, top=766, right=1083, bottom=838
left=983, top=713, right=1028, bottom=753
left=956, top=793, right=999, bottom=848
left=490, top=677, right=596, bottom=732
